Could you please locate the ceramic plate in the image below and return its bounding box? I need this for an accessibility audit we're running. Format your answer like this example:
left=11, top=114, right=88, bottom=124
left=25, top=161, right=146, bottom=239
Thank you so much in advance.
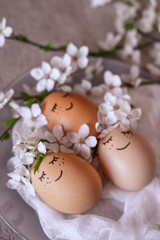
left=0, top=58, right=155, bottom=240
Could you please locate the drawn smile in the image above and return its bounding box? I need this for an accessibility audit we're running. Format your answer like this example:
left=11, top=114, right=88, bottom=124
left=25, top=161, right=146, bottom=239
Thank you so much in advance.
left=65, top=102, right=73, bottom=111
left=117, top=142, right=130, bottom=151
left=55, top=170, right=63, bottom=182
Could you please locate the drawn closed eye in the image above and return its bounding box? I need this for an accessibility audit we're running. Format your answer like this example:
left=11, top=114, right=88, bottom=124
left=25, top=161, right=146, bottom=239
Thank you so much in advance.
left=62, top=93, right=70, bottom=98
left=52, top=103, right=58, bottom=112
left=102, top=136, right=113, bottom=145
left=65, top=102, right=73, bottom=111
left=49, top=156, right=60, bottom=165
left=121, top=130, right=133, bottom=137
left=39, top=171, right=46, bottom=182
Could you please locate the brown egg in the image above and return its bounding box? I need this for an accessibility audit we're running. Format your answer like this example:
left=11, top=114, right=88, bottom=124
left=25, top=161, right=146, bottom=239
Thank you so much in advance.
left=30, top=152, right=102, bottom=214
left=98, top=127, right=156, bottom=191
left=42, top=92, right=98, bottom=137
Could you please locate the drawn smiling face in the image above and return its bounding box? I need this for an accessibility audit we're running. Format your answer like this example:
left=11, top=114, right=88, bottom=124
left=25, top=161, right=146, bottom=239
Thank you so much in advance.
left=31, top=152, right=103, bottom=214
left=42, top=91, right=98, bottom=136
left=51, top=93, right=74, bottom=114
left=37, top=155, right=65, bottom=187
left=98, top=127, right=156, bottom=191
left=102, top=128, right=134, bottom=152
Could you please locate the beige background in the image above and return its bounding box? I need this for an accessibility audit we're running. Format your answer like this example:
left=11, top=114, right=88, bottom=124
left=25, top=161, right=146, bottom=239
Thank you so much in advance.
left=0, top=0, right=152, bottom=239
left=0, top=0, right=115, bottom=91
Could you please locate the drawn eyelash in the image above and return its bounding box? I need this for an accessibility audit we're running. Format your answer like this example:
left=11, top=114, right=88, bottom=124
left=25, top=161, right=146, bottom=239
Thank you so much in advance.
left=39, top=171, right=46, bottom=182
left=121, top=130, right=133, bottom=136
left=52, top=103, right=58, bottom=112
left=62, top=93, right=70, bottom=98
left=102, top=136, right=113, bottom=145
left=49, top=156, right=59, bottom=165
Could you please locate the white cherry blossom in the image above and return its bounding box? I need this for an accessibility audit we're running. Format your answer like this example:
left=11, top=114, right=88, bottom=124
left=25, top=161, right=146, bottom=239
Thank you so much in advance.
left=137, top=3, right=156, bottom=33
left=30, top=61, right=59, bottom=92
left=96, top=92, right=141, bottom=138
left=12, top=136, right=47, bottom=166
left=50, top=54, right=72, bottom=84
left=17, top=103, right=48, bottom=134
left=121, top=65, right=142, bottom=87
left=98, top=32, right=122, bottom=51
left=13, top=138, right=37, bottom=165
left=85, top=58, right=103, bottom=80
left=67, top=124, right=97, bottom=161
left=45, top=124, right=73, bottom=153
left=0, top=18, right=13, bottom=47
left=103, top=71, right=123, bottom=97
left=114, top=1, right=140, bottom=34
left=0, top=89, right=14, bottom=109
left=120, top=108, right=142, bottom=129
left=66, top=43, right=89, bottom=72
left=73, top=79, right=92, bottom=97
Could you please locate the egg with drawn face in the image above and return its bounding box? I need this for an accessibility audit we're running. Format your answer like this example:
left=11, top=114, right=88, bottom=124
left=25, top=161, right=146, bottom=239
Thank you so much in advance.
left=30, top=152, right=102, bottom=214
left=42, top=92, right=98, bottom=137
left=98, top=127, right=156, bottom=191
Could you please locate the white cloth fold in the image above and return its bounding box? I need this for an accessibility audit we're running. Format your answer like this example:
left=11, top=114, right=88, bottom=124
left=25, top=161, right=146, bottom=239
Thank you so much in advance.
left=11, top=85, right=160, bottom=240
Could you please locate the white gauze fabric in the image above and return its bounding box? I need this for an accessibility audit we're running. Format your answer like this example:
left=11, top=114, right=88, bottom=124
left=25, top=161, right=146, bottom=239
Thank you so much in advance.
left=10, top=85, right=160, bottom=240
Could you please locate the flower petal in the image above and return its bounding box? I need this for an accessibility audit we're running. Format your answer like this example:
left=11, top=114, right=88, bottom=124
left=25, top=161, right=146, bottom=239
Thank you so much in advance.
left=60, top=145, right=73, bottom=153
left=45, top=131, right=56, bottom=142
left=38, top=141, right=46, bottom=154
left=30, top=68, right=44, bottom=80
left=79, top=46, right=89, bottom=57
left=79, top=124, right=89, bottom=139
left=31, top=103, right=41, bottom=118
left=1, top=18, right=6, bottom=30
left=73, top=143, right=81, bottom=153
left=52, top=124, right=64, bottom=140
left=67, top=132, right=80, bottom=143
left=77, top=57, right=88, bottom=69
left=50, top=68, right=60, bottom=80
left=81, top=144, right=91, bottom=159
left=51, top=143, right=59, bottom=153
left=0, top=34, right=5, bottom=47
left=41, top=61, right=51, bottom=75
left=85, top=136, right=97, bottom=148
left=67, top=42, right=78, bottom=57
left=18, top=106, right=32, bottom=119
left=47, top=79, right=55, bottom=92
left=3, top=26, right=13, bottom=37
left=36, top=79, right=47, bottom=92
left=62, top=53, right=71, bottom=68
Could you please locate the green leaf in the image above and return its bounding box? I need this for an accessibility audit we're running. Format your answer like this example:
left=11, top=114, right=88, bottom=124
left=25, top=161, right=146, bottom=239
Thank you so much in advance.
left=38, top=90, right=50, bottom=102
left=0, top=131, right=10, bottom=141
left=125, top=1, right=134, bottom=7
left=25, top=98, right=39, bottom=107
left=4, top=118, right=19, bottom=127
left=124, top=22, right=135, bottom=30
left=20, top=92, right=31, bottom=101
left=39, top=43, right=52, bottom=51
left=34, top=153, right=45, bottom=174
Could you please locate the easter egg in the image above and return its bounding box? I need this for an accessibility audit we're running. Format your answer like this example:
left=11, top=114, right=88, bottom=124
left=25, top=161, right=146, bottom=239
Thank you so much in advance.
left=42, top=92, right=98, bottom=137
left=30, top=152, right=102, bottom=214
left=98, top=127, right=156, bottom=191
